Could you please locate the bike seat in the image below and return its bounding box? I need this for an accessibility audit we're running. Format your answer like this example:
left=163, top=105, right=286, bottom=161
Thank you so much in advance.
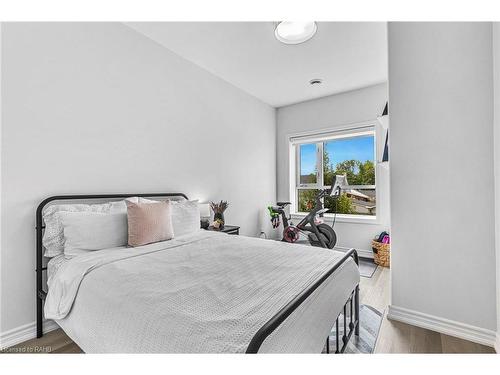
left=277, top=201, right=291, bottom=207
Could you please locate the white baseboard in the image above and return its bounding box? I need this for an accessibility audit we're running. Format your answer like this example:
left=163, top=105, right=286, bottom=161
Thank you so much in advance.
left=388, top=305, right=497, bottom=348
left=335, top=246, right=374, bottom=259
left=0, top=320, right=59, bottom=350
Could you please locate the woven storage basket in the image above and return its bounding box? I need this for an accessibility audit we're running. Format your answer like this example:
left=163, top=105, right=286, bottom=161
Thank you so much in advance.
left=371, top=240, right=390, bottom=268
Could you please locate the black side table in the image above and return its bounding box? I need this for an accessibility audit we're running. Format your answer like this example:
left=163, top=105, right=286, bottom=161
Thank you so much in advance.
left=206, top=225, right=240, bottom=235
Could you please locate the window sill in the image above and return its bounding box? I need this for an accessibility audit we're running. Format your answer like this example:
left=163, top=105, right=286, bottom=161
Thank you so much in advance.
left=290, top=213, right=380, bottom=225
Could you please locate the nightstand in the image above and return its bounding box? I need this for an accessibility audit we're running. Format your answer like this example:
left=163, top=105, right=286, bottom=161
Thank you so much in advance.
left=206, top=225, right=240, bottom=235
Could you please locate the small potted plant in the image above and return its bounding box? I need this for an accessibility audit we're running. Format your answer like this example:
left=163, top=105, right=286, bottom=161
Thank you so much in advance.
left=210, top=200, right=229, bottom=230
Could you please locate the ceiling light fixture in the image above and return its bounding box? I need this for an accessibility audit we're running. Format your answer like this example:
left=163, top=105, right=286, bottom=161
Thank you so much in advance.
left=274, top=22, right=317, bottom=45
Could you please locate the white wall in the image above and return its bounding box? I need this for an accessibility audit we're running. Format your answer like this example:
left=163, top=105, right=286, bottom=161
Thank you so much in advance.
left=493, top=22, right=500, bottom=350
left=0, top=23, right=276, bottom=337
left=0, top=22, right=3, bottom=345
left=388, top=22, right=497, bottom=333
left=276, top=83, right=389, bottom=254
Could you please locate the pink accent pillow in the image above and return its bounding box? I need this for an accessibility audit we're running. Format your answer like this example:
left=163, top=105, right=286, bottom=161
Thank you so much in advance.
left=126, top=201, right=174, bottom=247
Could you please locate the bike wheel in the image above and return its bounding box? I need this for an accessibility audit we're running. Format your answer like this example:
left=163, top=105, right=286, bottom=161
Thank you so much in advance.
left=283, top=226, right=300, bottom=243
left=316, top=224, right=337, bottom=249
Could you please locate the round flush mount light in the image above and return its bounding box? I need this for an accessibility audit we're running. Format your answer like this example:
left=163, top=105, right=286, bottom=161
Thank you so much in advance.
left=309, top=78, right=323, bottom=85
left=274, top=22, right=317, bottom=45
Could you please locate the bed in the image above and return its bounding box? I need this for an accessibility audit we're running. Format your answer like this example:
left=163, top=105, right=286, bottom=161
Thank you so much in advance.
left=36, top=193, right=360, bottom=353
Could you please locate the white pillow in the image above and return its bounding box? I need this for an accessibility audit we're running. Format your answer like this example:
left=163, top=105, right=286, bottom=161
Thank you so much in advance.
left=170, top=200, right=200, bottom=237
left=43, top=203, right=111, bottom=257
left=137, top=198, right=200, bottom=237
left=59, top=211, right=128, bottom=257
left=42, top=197, right=139, bottom=257
left=109, top=197, right=140, bottom=213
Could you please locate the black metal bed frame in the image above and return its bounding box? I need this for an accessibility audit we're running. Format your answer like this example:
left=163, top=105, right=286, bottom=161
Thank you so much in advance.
left=36, top=193, right=360, bottom=353
left=246, top=249, right=359, bottom=353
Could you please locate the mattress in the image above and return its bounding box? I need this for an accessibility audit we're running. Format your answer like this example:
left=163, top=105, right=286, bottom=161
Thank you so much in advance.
left=45, top=231, right=359, bottom=353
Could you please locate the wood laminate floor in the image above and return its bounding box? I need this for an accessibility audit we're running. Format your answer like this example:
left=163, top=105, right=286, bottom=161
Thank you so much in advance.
left=7, top=263, right=496, bottom=354
left=361, top=266, right=495, bottom=353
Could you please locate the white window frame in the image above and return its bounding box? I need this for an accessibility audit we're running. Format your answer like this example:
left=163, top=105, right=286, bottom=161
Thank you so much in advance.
left=288, top=121, right=378, bottom=224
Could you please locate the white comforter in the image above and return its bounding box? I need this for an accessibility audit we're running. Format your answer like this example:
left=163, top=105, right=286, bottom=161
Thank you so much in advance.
left=46, top=231, right=359, bottom=353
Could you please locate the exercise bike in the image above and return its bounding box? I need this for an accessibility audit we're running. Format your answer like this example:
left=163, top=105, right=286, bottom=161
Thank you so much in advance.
left=268, top=176, right=342, bottom=249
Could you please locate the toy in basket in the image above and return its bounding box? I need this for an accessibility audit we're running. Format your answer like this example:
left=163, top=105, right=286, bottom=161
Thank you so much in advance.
left=372, top=231, right=390, bottom=267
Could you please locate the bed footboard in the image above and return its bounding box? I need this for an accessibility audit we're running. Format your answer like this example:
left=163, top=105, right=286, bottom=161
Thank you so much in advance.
left=246, top=249, right=360, bottom=354
left=325, top=285, right=360, bottom=353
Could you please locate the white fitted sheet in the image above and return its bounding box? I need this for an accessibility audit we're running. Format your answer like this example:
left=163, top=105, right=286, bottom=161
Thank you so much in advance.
left=45, top=231, right=359, bottom=353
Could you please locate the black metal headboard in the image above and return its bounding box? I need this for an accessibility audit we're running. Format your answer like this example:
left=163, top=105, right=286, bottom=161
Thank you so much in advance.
left=35, top=192, right=188, bottom=338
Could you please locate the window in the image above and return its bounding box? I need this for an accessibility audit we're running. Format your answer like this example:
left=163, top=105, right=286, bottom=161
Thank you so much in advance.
left=292, top=127, right=376, bottom=217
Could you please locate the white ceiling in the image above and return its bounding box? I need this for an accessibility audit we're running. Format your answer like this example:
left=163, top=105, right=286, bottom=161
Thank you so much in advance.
left=126, top=22, right=388, bottom=108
